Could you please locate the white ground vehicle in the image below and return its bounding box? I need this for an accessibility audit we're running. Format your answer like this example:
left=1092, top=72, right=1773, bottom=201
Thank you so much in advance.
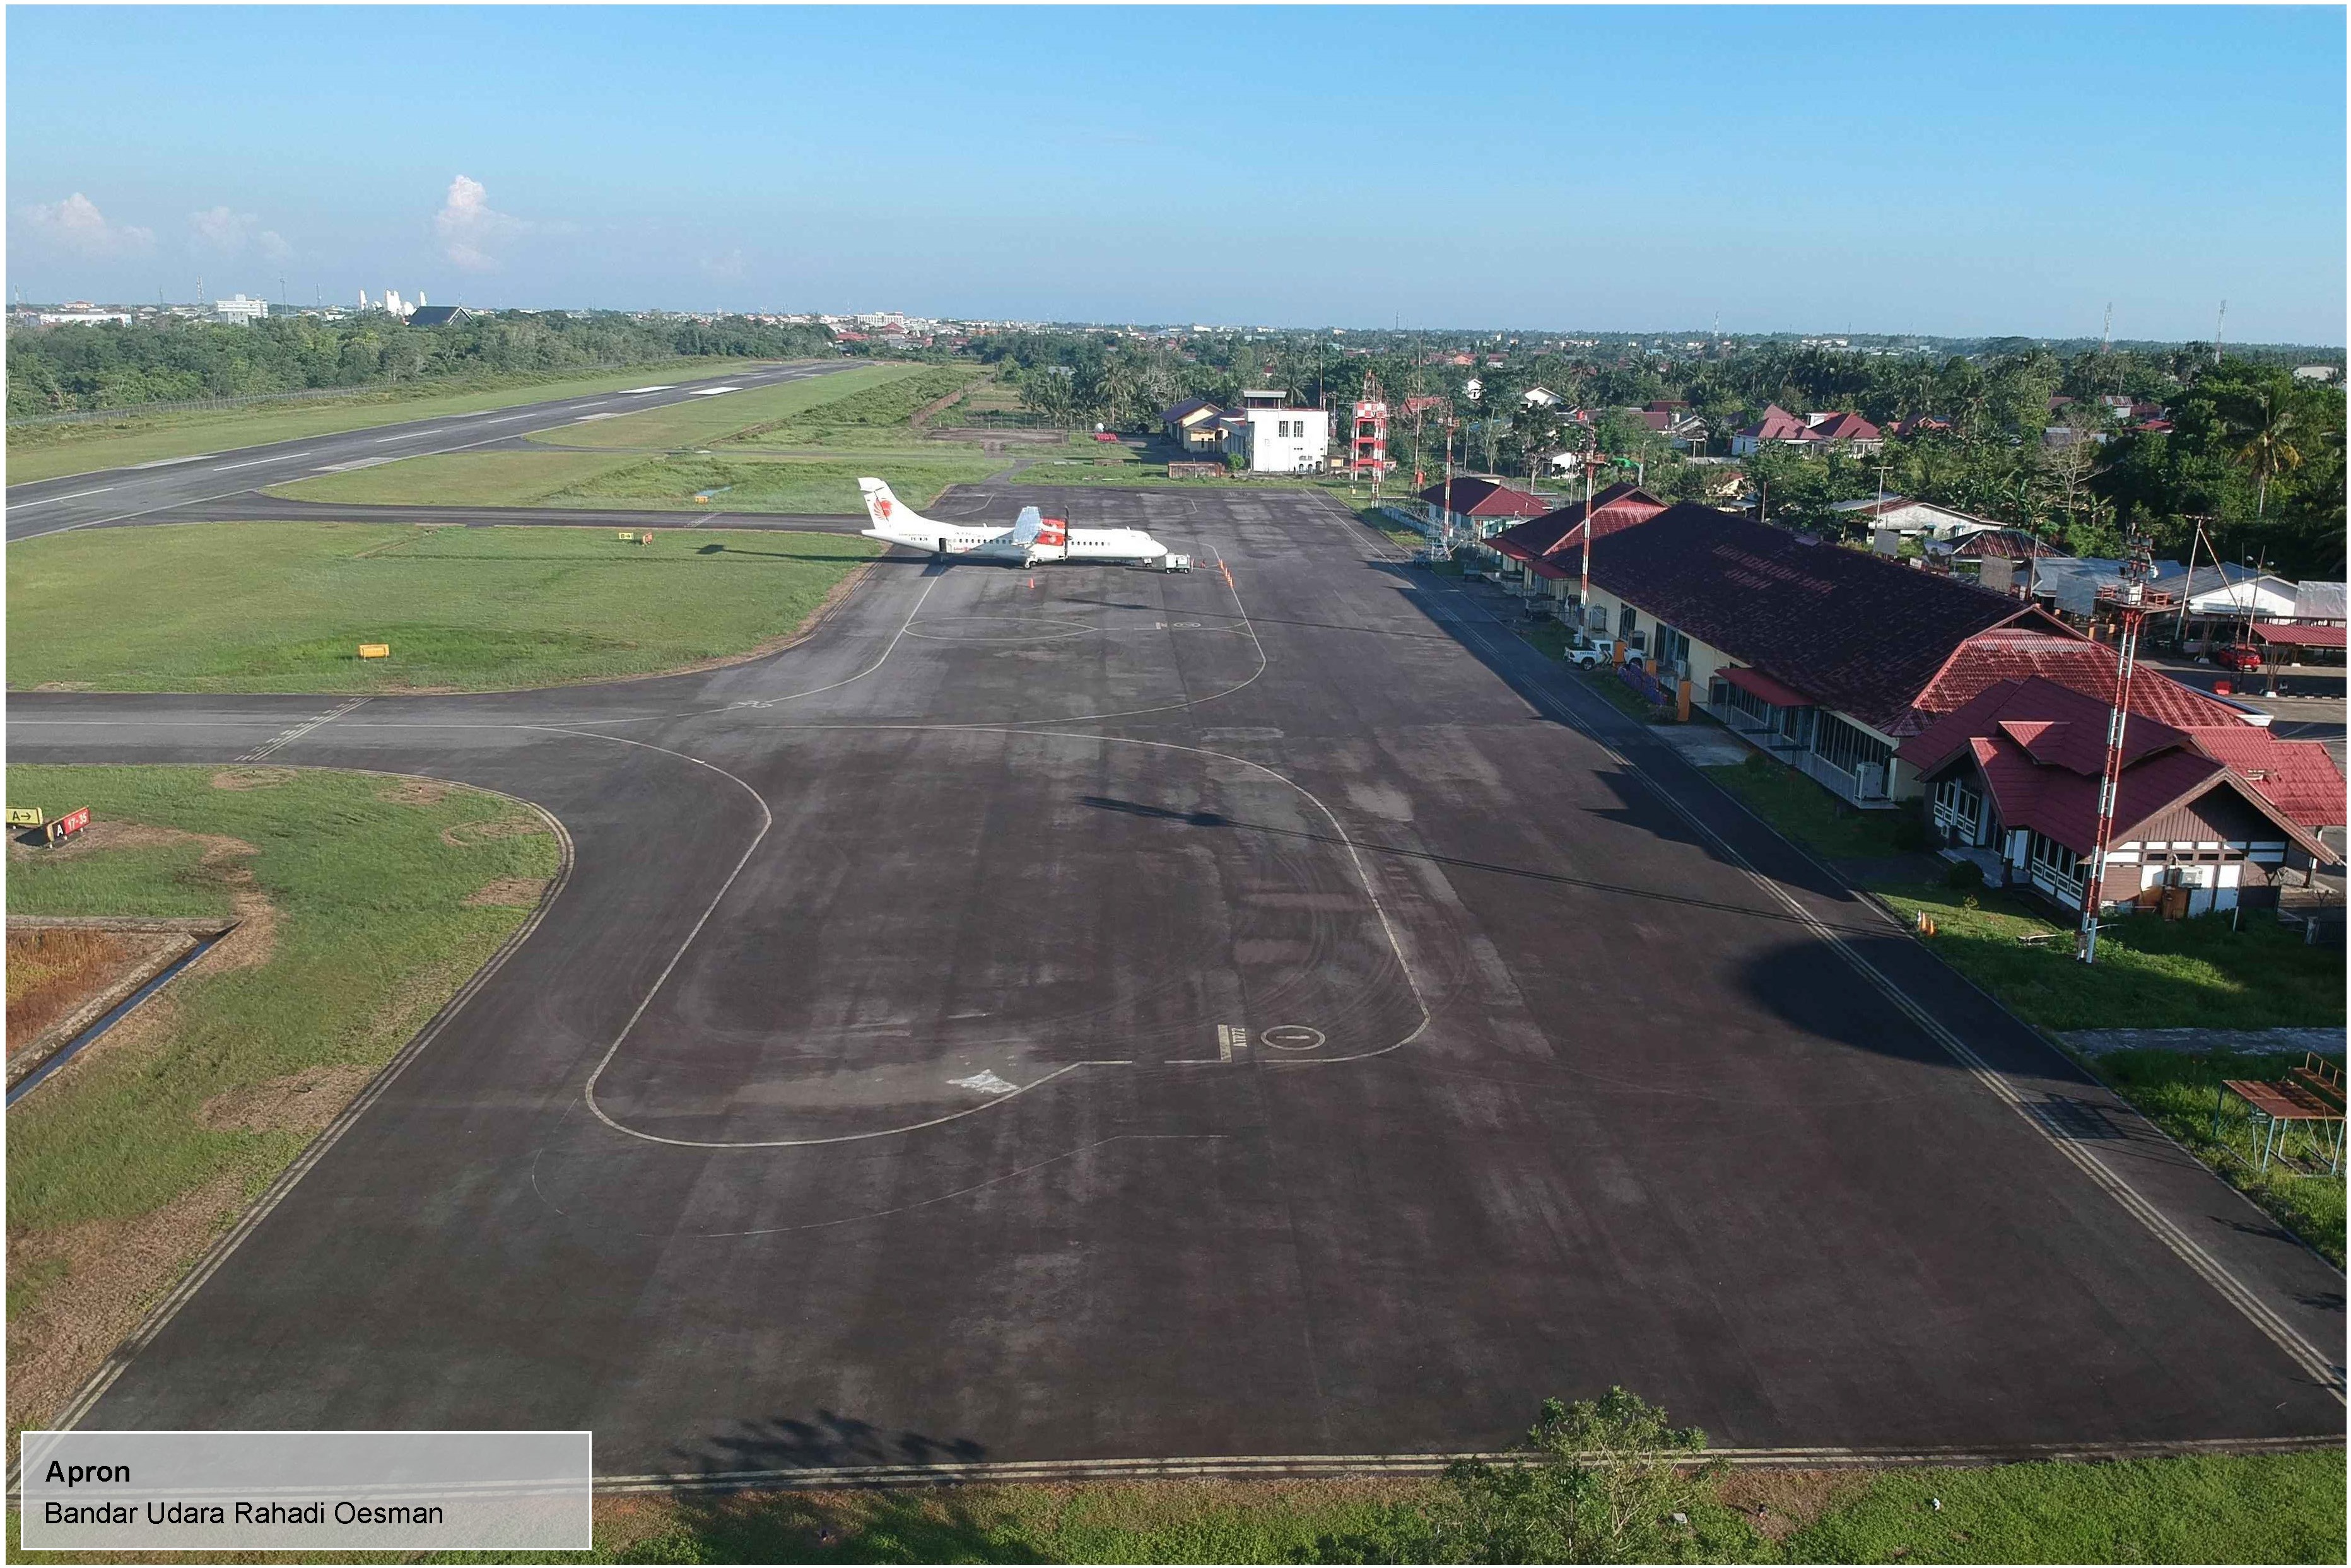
left=1563, top=636, right=1639, bottom=670
left=1159, top=554, right=1193, bottom=573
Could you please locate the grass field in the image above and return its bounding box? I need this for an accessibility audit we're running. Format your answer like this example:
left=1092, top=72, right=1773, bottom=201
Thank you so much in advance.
left=1870, top=881, right=2345, bottom=1032
left=2094, top=1046, right=2347, bottom=1265
left=8, top=522, right=880, bottom=693
left=1706, top=754, right=1912, bottom=858
left=4, top=763, right=560, bottom=1437
left=525, top=363, right=917, bottom=450
left=12, top=1448, right=2336, bottom=1562
left=542, top=452, right=1005, bottom=514
left=720, top=364, right=981, bottom=443
left=269, top=450, right=643, bottom=506
left=6, top=360, right=774, bottom=484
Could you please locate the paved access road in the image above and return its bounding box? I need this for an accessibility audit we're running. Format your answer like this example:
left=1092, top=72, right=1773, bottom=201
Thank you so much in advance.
left=9, top=487, right=2342, bottom=1483
left=4, top=360, right=858, bottom=542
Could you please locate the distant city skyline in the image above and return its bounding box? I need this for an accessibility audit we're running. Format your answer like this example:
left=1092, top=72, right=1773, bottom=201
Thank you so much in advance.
left=8, top=6, right=2343, bottom=344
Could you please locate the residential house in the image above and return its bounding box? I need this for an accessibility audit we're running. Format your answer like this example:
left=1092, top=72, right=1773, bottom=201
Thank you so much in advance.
left=1633, top=402, right=1708, bottom=449
left=404, top=305, right=474, bottom=328
left=2155, top=565, right=2302, bottom=648
left=1886, top=415, right=1953, bottom=439
left=1828, top=495, right=2002, bottom=540
left=1728, top=404, right=1881, bottom=457
left=2287, top=581, right=2345, bottom=626
left=1162, top=397, right=1225, bottom=453
left=1897, top=676, right=2342, bottom=915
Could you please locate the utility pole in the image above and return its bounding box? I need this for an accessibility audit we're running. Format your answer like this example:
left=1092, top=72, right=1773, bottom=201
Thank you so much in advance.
left=2213, top=300, right=2227, bottom=365
left=1577, top=435, right=1598, bottom=633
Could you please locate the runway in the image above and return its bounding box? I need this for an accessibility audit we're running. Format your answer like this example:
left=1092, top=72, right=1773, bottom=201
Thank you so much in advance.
left=4, top=360, right=859, bottom=542
left=8, top=484, right=2342, bottom=1482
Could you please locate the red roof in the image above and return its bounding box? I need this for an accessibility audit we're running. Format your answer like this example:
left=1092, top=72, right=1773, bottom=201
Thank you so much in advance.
left=1805, top=411, right=1882, bottom=443
left=1486, top=483, right=1667, bottom=559
left=2181, top=728, right=2348, bottom=828
left=1556, top=503, right=2046, bottom=732
left=1903, top=626, right=2249, bottom=735
left=1723, top=665, right=1814, bottom=707
left=1896, top=677, right=2341, bottom=850
left=2251, top=622, right=2348, bottom=648
left=1736, top=403, right=1814, bottom=442
left=1417, top=476, right=1550, bottom=517
left=1528, top=558, right=1574, bottom=581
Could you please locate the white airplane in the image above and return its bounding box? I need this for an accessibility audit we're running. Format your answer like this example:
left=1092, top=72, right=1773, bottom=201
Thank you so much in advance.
left=858, top=478, right=1168, bottom=566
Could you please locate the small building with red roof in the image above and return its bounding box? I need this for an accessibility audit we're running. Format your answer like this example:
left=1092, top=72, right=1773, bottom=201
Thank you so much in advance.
left=1417, top=476, right=1554, bottom=541
left=1895, top=676, right=2340, bottom=914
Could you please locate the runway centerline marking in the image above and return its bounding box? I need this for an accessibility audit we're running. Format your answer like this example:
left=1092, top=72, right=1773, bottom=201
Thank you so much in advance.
left=18, top=486, right=115, bottom=506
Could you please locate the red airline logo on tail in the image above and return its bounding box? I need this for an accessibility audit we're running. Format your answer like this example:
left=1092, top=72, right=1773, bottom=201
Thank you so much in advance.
left=875, top=496, right=894, bottom=519
left=1038, top=518, right=1067, bottom=546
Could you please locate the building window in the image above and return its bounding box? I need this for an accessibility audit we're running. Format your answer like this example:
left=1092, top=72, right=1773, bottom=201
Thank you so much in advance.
left=1655, top=625, right=1689, bottom=668
left=1813, top=711, right=1892, bottom=778
left=2029, top=831, right=2082, bottom=890
left=1618, top=604, right=1638, bottom=639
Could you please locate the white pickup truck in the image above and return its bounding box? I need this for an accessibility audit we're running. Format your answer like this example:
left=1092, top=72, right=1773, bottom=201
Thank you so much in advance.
left=1562, top=635, right=1639, bottom=670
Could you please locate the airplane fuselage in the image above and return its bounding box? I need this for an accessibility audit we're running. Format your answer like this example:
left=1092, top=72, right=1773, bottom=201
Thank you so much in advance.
left=857, top=477, right=1168, bottom=565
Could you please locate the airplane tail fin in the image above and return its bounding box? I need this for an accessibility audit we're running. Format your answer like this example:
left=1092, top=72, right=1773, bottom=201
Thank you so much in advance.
left=1011, top=505, right=1045, bottom=545
left=859, top=477, right=935, bottom=534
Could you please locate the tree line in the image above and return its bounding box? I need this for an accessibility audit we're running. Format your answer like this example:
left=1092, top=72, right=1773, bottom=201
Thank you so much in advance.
left=971, top=329, right=2343, bottom=581
left=6, top=311, right=837, bottom=418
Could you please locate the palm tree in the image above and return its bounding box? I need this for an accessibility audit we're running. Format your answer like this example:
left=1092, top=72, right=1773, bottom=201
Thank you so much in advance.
left=2231, top=385, right=2303, bottom=517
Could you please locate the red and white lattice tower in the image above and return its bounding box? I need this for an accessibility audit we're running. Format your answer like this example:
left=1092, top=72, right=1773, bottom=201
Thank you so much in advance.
left=2078, top=537, right=2175, bottom=964
left=1350, top=375, right=1392, bottom=493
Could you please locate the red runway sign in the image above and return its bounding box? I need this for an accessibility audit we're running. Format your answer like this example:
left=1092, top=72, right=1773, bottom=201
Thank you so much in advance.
left=46, top=806, right=90, bottom=846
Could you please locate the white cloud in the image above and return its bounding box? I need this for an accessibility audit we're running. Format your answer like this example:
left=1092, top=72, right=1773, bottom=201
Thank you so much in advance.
left=258, top=230, right=293, bottom=262
left=23, top=192, right=154, bottom=257
left=433, top=174, right=525, bottom=272
left=190, top=205, right=254, bottom=252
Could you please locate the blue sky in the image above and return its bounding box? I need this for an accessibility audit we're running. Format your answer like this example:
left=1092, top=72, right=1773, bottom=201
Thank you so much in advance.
left=8, top=6, right=2343, bottom=342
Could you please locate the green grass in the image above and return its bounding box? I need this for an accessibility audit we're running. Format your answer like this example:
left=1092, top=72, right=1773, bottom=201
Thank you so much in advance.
left=8, top=522, right=880, bottom=693
left=527, top=363, right=918, bottom=450
left=1775, top=1451, right=2345, bottom=1565
left=5, top=764, right=559, bottom=1426
left=544, top=452, right=1005, bottom=514
left=6, top=359, right=774, bottom=484
left=269, top=450, right=643, bottom=506
left=1706, top=753, right=1911, bottom=858
left=721, top=365, right=982, bottom=443
left=2092, top=1048, right=2347, bottom=1265
left=21, top=1450, right=2335, bottom=1564
left=1870, top=881, right=2346, bottom=1032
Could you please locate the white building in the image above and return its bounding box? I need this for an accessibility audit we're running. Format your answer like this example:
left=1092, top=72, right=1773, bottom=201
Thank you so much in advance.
left=1232, top=389, right=1329, bottom=473
left=1828, top=495, right=2000, bottom=540
left=212, top=293, right=269, bottom=325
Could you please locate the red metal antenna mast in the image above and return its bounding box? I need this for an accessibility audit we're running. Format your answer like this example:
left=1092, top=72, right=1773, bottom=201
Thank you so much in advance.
left=2078, top=536, right=2174, bottom=964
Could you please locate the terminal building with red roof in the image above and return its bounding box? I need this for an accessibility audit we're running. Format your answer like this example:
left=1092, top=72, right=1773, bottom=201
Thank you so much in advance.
left=1480, top=500, right=2281, bottom=814
left=1895, top=676, right=2342, bottom=915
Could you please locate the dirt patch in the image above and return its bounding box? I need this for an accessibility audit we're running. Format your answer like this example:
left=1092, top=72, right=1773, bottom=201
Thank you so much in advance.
left=1714, top=1468, right=1872, bottom=1542
left=6, top=1170, right=249, bottom=1434
left=463, top=875, right=550, bottom=908
left=376, top=776, right=452, bottom=805
left=441, top=816, right=551, bottom=848
left=210, top=766, right=296, bottom=790
left=7, top=927, right=140, bottom=1046
left=197, top=1063, right=376, bottom=1136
